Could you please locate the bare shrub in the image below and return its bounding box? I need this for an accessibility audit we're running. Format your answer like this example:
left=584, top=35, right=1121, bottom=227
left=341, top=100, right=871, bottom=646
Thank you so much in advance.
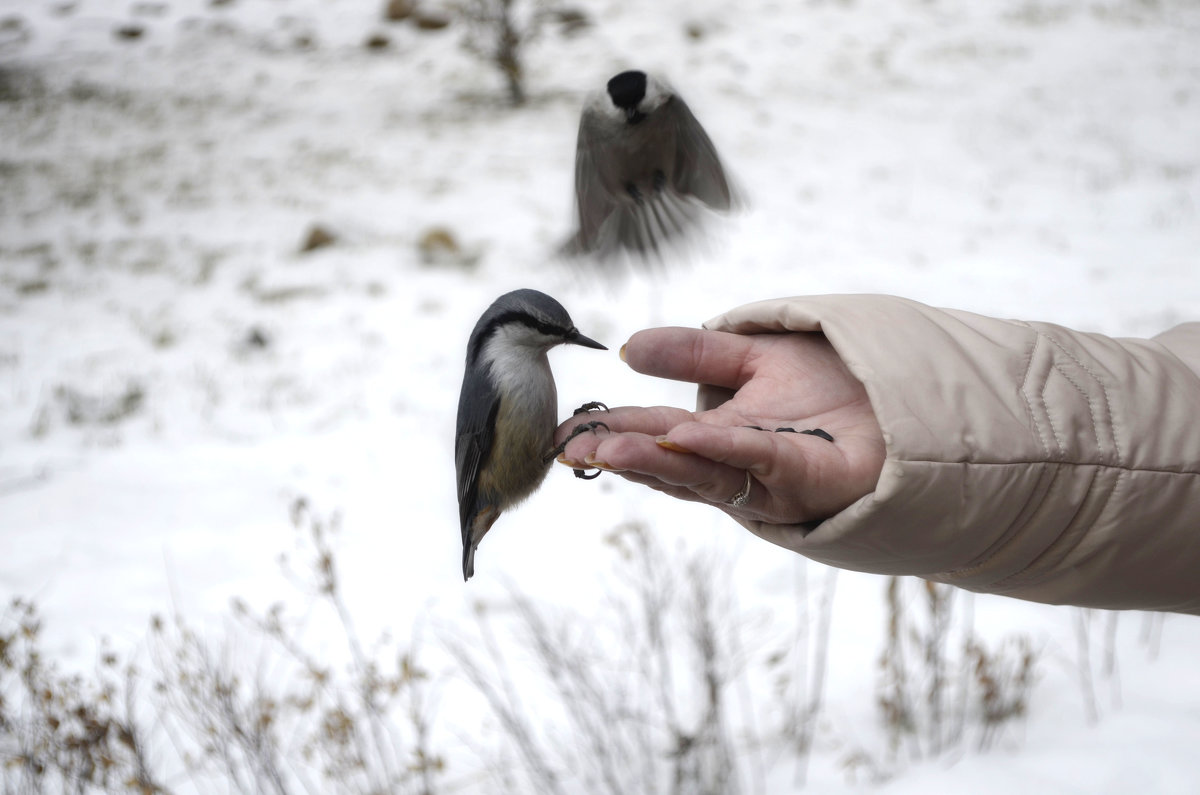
left=877, top=577, right=1041, bottom=764
left=1073, top=608, right=1163, bottom=724
left=147, top=498, right=443, bottom=794
left=452, top=0, right=587, bottom=105
left=0, top=498, right=443, bottom=795
left=0, top=598, right=167, bottom=794
left=765, top=562, right=838, bottom=787
left=1, top=508, right=1061, bottom=794
left=965, top=635, right=1037, bottom=751
left=442, top=521, right=759, bottom=795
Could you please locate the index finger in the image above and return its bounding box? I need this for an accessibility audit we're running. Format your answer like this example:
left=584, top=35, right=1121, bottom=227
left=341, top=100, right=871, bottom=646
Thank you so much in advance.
left=622, top=327, right=756, bottom=390
left=552, top=405, right=694, bottom=447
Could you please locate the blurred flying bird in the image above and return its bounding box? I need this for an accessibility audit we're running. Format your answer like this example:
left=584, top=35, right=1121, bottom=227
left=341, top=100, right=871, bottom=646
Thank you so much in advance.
left=564, top=69, right=740, bottom=263
left=455, top=289, right=606, bottom=580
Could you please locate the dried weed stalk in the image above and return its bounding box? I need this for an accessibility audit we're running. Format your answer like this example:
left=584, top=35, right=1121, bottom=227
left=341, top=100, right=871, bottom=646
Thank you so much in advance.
left=877, top=577, right=1040, bottom=764
left=0, top=498, right=442, bottom=795
left=442, top=521, right=757, bottom=795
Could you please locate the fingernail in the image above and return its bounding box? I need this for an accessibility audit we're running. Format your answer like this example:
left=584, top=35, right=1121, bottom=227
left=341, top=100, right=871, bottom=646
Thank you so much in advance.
left=618, top=343, right=627, bottom=362
left=584, top=453, right=624, bottom=472
left=555, top=453, right=584, bottom=468
left=656, top=436, right=693, bottom=454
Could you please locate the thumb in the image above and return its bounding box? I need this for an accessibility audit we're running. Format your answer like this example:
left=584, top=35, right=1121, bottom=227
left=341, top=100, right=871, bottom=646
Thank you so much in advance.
left=621, top=327, right=755, bottom=390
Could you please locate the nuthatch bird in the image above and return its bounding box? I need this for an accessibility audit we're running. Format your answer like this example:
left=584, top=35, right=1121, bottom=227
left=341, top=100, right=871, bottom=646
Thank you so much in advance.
left=455, top=289, right=606, bottom=581
left=564, top=69, right=740, bottom=262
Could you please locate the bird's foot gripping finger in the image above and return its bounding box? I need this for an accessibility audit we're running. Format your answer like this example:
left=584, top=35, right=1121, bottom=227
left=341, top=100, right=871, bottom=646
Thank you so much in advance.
left=562, top=403, right=610, bottom=478
left=572, top=401, right=609, bottom=415
left=544, top=420, right=611, bottom=479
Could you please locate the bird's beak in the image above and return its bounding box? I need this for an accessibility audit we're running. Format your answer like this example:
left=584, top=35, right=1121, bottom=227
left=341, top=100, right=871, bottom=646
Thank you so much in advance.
left=569, top=330, right=607, bottom=350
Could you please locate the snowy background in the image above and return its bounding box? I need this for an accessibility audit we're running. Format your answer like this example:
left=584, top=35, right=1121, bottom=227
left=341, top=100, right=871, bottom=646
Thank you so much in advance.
left=1, top=0, right=1198, bottom=791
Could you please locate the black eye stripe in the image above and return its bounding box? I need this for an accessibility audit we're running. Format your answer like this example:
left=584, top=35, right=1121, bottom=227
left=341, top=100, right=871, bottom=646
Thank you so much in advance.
left=468, top=311, right=569, bottom=362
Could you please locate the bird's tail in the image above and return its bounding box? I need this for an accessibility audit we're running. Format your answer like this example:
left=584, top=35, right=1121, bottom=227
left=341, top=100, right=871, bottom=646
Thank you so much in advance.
left=561, top=192, right=709, bottom=269
left=462, top=543, right=476, bottom=581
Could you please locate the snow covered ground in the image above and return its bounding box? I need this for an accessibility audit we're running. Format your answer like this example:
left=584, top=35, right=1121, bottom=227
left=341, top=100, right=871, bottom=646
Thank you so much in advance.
left=1, top=0, right=1198, bottom=791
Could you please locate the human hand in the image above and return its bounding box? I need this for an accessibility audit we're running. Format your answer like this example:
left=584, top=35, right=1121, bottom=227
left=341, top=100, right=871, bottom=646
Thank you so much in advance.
left=553, top=327, right=886, bottom=525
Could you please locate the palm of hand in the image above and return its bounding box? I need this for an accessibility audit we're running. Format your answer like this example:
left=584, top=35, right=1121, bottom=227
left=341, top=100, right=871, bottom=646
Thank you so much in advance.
left=555, top=328, right=885, bottom=525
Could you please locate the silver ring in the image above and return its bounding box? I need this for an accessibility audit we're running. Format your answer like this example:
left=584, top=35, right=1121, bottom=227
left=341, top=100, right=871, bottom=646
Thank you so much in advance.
left=727, top=471, right=752, bottom=507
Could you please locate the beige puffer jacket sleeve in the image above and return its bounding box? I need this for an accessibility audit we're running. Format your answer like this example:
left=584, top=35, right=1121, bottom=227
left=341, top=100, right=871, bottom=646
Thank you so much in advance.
left=703, top=295, right=1200, bottom=614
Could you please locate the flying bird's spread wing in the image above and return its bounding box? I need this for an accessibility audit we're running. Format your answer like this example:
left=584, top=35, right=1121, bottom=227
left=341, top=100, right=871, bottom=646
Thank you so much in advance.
left=569, top=113, right=617, bottom=254
left=667, top=95, right=736, bottom=211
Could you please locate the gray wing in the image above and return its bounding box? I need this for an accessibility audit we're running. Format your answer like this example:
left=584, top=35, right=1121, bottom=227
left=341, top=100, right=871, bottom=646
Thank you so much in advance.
left=568, top=107, right=620, bottom=255
left=666, top=95, right=736, bottom=211
left=455, top=365, right=500, bottom=547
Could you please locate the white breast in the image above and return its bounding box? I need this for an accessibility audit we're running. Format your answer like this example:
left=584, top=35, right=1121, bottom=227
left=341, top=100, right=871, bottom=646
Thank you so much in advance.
left=480, top=325, right=559, bottom=433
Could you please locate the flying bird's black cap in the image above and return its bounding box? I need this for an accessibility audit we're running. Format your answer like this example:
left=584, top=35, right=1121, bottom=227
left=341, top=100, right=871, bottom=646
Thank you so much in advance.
left=606, top=70, right=647, bottom=111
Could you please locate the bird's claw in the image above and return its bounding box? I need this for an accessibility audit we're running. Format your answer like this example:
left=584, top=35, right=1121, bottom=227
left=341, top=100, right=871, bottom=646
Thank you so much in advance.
left=564, top=420, right=611, bottom=478
left=560, top=403, right=611, bottom=476
left=544, top=419, right=612, bottom=466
